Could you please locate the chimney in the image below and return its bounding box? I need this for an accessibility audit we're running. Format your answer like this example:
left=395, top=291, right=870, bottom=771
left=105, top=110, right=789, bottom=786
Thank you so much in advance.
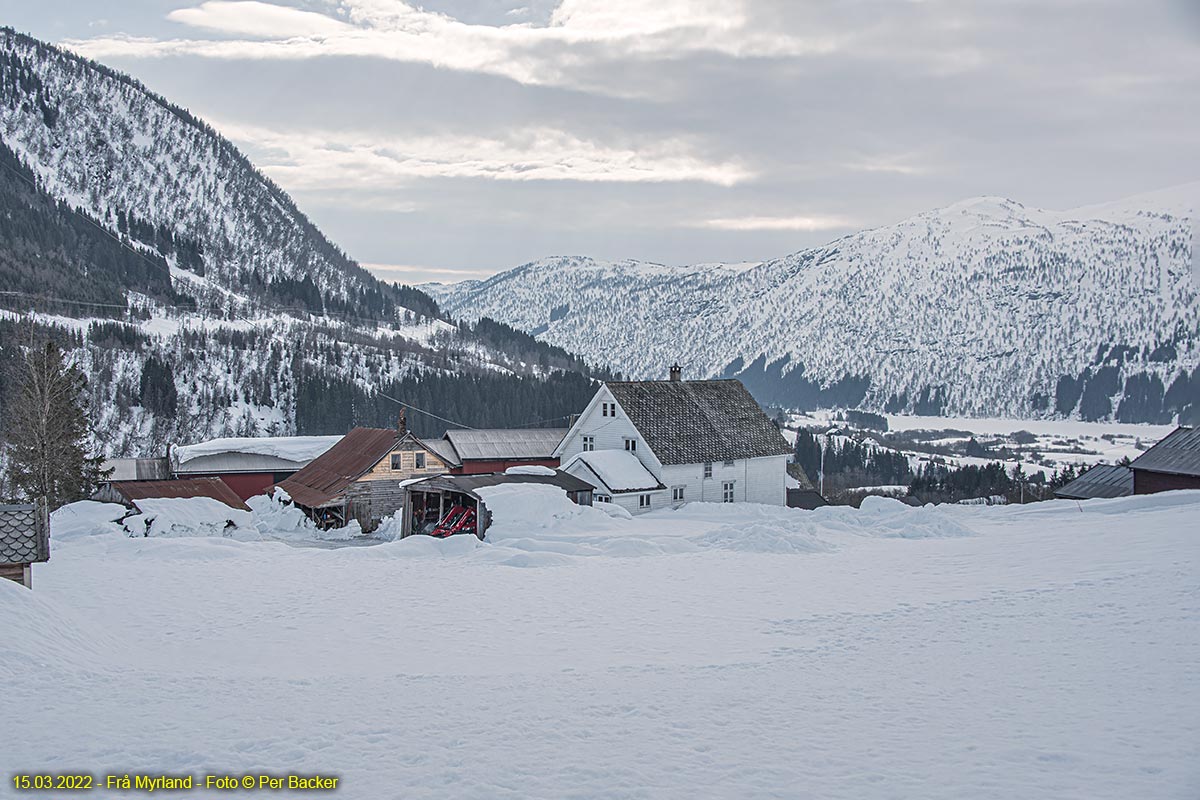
left=669, top=364, right=682, bottom=382
left=397, top=407, right=408, bottom=436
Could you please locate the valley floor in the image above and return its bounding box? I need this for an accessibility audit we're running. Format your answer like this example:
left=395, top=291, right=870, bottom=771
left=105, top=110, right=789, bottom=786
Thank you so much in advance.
left=3, top=492, right=1198, bottom=799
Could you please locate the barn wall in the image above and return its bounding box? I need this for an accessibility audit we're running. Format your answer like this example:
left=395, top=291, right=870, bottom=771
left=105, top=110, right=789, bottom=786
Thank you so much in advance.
left=215, top=472, right=278, bottom=501
left=1133, top=470, right=1200, bottom=494
left=456, top=458, right=560, bottom=475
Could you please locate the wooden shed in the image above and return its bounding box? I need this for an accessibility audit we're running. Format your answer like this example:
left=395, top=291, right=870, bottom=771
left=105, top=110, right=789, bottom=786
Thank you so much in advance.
left=0, top=499, right=49, bottom=589
left=274, top=425, right=453, bottom=531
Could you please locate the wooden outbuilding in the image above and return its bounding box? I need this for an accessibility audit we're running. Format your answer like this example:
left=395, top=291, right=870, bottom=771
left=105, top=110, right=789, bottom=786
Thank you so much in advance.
left=439, top=428, right=568, bottom=474
left=274, top=422, right=452, bottom=531
left=0, top=499, right=49, bottom=589
left=1130, top=426, right=1200, bottom=494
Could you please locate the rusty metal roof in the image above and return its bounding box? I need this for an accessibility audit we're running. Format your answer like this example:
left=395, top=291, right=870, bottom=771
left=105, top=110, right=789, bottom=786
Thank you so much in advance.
left=274, top=427, right=401, bottom=509
left=1130, top=426, right=1200, bottom=478
left=0, top=502, right=49, bottom=565
left=110, top=478, right=250, bottom=511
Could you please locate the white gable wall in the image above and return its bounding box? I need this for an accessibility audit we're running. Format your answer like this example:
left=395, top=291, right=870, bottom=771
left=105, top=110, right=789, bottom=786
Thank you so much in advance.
left=557, top=386, right=665, bottom=475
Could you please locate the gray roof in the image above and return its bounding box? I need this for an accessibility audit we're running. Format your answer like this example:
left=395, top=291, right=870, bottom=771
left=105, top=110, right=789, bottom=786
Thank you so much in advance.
left=1054, top=464, right=1134, bottom=500
left=1130, top=426, right=1200, bottom=478
left=443, top=428, right=568, bottom=461
left=605, top=379, right=792, bottom=466
left=103, top=458, right=170, bottom=481
left=423, top=438, right=462, bottom=467
left=0, top=502, right=49, bottom=565
left=407, top=470, right=594, bottom=496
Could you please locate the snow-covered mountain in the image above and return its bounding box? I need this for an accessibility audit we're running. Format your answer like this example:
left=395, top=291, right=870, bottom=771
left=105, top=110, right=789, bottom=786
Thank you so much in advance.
left=0, top=29, right=603, bottom=459
left=431, top=186, right=1200, bottom=423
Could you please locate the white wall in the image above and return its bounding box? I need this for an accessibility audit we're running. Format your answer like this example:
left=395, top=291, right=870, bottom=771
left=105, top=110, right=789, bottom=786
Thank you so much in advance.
left=558, top=386, right=664, bottom=475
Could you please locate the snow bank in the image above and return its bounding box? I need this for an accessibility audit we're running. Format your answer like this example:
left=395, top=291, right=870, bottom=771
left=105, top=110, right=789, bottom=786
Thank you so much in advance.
left=477, top=484, right=627, bottom=540
left=50, top=501, right=127, bottom=541
left=123, top=497, right=254, bottom=539
left=173, top=435, right=342, bottom=466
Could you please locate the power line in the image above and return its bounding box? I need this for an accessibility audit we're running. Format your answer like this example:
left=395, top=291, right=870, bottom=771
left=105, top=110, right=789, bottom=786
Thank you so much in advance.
left=375, top=390, right=479, bottom=430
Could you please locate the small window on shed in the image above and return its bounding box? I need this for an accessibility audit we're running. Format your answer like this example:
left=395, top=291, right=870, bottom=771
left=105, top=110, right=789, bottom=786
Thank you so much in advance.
left=596, top=494, right=611, bottom=503
left=638, top=494, right=651, bottom=509
left=414, top=452, right=426, bottom=469
left=390, top=453, right=404, bottom=470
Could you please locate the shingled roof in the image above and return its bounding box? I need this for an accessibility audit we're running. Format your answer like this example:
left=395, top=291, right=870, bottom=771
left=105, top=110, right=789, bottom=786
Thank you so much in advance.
left=0, top=502, right=50, bottom=565
left=605, top=379, right=792, bottom=466
left=274, top=427, right=401, bottom=509
left=443, top=428, right=567, bottom=461
left=1130, top=426, right=1200, bottom=478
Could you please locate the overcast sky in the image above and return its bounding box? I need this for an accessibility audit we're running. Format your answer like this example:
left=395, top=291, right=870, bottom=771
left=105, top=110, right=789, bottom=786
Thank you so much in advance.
left=3, top=0, right=1199, bottom=283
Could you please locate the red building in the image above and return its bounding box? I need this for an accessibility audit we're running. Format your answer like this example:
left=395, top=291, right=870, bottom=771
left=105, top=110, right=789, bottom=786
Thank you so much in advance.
left=1130, top=426, right=1200, bottom=494
left=171, top=435, right=344, bottom=501
left=439, top=428, right=568, bottom=475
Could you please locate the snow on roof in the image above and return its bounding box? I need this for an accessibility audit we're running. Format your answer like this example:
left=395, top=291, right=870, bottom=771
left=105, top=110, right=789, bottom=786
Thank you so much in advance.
left=562, top=450, right=664, bottom=493
left=173, top=435, right=343, bottom=467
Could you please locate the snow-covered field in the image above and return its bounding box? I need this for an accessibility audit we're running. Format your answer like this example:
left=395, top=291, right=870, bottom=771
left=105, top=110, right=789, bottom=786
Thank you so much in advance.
left=4, top=489, right=1198, bottom=799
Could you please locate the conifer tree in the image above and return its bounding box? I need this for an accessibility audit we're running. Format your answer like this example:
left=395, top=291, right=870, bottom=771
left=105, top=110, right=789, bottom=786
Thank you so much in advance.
left=4, top=339, right=108, bottom=508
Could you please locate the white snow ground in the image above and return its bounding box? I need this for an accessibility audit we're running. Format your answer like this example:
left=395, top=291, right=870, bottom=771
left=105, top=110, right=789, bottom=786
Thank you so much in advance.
left=3, top=490, right=1198, bottom=799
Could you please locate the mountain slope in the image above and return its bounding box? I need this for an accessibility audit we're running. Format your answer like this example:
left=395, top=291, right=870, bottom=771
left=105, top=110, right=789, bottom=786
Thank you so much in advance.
left=0, top=29, right=604, bottom=459
left=432, top=187, right=1200, bottom=423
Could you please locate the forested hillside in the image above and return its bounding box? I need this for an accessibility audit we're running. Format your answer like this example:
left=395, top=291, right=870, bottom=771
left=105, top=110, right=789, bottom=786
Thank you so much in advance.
left=0, top=29, right=609, bottom=458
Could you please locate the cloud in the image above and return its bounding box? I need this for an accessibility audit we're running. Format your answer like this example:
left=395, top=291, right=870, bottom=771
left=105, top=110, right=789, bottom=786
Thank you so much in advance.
left=696, top=215, right=858, bottom=232
left=64, top=0, right=840, bottom=94
left=167, top=1, right=352, bottom=38
left=219, top=120, right=754, bottom=186
left=362, top=262, right=497, bottom=283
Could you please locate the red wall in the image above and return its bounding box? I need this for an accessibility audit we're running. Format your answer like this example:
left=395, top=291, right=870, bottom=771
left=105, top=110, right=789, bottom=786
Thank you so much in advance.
left=1133, top=469, right=1200, bottom=494
left=452, top=458, right=560, bottom=475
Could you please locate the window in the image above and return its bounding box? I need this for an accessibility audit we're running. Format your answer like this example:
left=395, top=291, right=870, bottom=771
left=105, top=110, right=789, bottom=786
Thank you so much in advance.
left=601, top=401, right=617, bottom=417
left=703, top=461, right=713, bottom=478
left=582, top=435, right=595, bottom=452
left=414, top=452, right=426, bottom=469
left=722, top=481, right=735, bottom=503
left=723, top=460, right=734, bottom=467
left=624, top=438, right=637, bottom=452
left=390, top=453, right=404, bottom=470
left=596, top=494, right=611, bottom=503
left=672, top=486, right=685, bottom=502
left=638, top=494, right=651, bottom=509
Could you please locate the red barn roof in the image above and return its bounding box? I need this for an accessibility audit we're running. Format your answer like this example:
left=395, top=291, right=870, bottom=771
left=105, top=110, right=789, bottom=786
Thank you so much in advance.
left=110, top=477, right=250, bottom=511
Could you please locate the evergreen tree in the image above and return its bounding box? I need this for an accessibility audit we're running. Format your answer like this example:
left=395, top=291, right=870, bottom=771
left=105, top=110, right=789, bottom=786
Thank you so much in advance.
left=4, top=340, right=108, bottom=508
left=138, top=355, right=178, bottom=417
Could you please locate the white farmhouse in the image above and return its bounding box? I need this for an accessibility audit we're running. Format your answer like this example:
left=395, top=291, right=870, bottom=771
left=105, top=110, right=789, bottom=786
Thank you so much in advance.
left=556, top=367, right=792, bottom=515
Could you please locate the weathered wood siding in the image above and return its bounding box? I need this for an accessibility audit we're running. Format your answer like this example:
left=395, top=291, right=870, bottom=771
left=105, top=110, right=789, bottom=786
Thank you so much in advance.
left=1133, top=469, right=1200, bottom=494
left=0, top=563, right=30, bottom=588
left=348, top=439, right=450, bottom=531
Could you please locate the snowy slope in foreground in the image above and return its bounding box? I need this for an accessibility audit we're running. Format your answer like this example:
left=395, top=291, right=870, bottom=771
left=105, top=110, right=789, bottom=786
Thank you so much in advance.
left=432, top=185, right=1200, bottom=421
left=5, top=491, right=1199, bottom=798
